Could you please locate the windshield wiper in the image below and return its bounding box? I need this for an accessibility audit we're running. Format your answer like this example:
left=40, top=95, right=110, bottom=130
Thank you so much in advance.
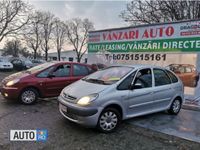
left=24, top=70, right=31, bottom=74
left=84, top=78, right=109, bottom=85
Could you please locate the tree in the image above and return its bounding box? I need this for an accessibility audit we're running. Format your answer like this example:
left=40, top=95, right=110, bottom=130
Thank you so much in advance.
left=40, top=12, right=54, bottom=61
left=23, top=11, right=43, bottom=59
left=0, top=0, right=31, bottom=43
left=120, top=0, right=200, bottom=25
left=2, top=39, right=30, bottom=57
left=52, top=18, right=67, bottom=61
left=65, top=18, right=94, bottom=62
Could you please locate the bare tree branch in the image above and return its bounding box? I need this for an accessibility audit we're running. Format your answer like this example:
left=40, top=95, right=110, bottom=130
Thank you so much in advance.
left=120, top=0, right=200, bottom=25
left=65, top=18, right=94, bottom=62
left=52, top=18, right=67, bottom=61
left=40, top=11, right=55, bottom=61
left=0, top=0, right=31, bottom=43
left=23, top=11, right=43, bottom=59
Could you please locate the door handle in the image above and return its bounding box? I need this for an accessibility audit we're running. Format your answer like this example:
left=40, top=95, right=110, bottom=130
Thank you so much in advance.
left=150, top=92, right=154, bottom=95
left=38, top=81, right=44, bottom=86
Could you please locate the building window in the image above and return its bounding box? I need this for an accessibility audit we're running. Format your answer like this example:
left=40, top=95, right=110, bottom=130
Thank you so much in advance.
left=69, top=57, right=73, bottom=62
left=52, top=57, right=57, bottom=60
left=85, top=58, right=87, bottom=63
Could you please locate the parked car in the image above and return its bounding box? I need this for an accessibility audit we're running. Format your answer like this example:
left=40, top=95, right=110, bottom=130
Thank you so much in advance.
left=0, top=58, right=13, bottom=71
left=166, top=64, right=199, bottom=87
left=31, top=59, right=46, bottom=67
left=1, top=62, right=95, bottom=104
left=58, top=65, right=184, bottom=133
left=10, top=58, right=34, bottom=71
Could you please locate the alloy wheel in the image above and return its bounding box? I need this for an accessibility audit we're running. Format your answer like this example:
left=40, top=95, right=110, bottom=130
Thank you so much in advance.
left=21, top=90, right=36, bottom=104
left=172, top=99, right=181, bottom=113
left=99, top=111, right=118, bottom=132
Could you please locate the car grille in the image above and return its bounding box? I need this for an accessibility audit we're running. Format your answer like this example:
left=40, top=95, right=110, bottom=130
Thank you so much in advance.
left=3, top=65, right=10, bottom=67
left=62, top=110, right=78, bottom=120
left=63, top=93, right=77, bottom=101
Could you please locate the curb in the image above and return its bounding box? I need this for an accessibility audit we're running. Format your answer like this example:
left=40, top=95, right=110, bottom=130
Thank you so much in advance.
left=182, top=104, right=200, bottom=112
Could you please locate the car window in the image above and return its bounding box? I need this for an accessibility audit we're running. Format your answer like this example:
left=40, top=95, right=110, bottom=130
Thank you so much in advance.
left=12, top=59, right=22, bottom=65
left=154, top=69, right=171, bottom=86
left=73, top=64, right=89, bottom=76
left=117, top=71, right=136, bottom=90
left=53, top=64, right=71, bottom=77
left=166, top=70, right=178, bottom=83
left=133, top=68, right=152, bottom=89
left=37, top=66, right=55, bottom=78
left=87, top=66, right=95, bottom=73
left=28, top=62, right=55, bottom=74
left=178, top=66, right=185, bottom=73
left=185, top=66, right=192, bottom=73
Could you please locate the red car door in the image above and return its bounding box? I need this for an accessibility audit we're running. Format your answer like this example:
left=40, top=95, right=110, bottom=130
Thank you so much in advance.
left=43, top=63, right=73, bottom=97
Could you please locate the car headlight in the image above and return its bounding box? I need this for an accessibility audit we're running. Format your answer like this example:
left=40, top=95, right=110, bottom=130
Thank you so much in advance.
left=6, top=79, right=20, bottom=87
left=77, top=93, right=98, bottom=106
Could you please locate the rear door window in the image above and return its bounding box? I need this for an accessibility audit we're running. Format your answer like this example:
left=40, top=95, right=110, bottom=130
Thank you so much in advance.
left=73, top=64, right=89, bottom=76
left=166, top=70, right=178, bottom=83
left=154, top=69, right=171, bottom=86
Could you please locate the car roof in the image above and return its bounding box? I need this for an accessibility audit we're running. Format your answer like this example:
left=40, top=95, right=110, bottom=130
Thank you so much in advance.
left=49, top=61, right=91, bottom=66
left=110, top=64, right=164, bottom=69
left=168, top=64, right=194, bottom=67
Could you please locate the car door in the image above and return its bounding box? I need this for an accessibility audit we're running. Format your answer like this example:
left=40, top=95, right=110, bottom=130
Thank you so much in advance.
left=184, top=66, right=194, bottom=86
left=175, top=66, right=188, bottom=86
left=127, top=68, right=155, bottom=116
left=152, top=68, right=175, bottom=110
left=43, top=64, right=72, bottom=97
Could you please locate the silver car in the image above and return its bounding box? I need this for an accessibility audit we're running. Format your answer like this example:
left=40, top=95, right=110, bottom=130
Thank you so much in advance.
left=58, top=65, right=184, bottom=133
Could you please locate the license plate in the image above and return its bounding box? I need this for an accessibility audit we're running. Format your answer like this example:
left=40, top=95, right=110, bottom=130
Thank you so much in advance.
left=60, top=104, right=67, bottom=112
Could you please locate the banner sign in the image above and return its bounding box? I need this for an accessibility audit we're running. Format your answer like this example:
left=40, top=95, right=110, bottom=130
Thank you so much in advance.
left=88, top=20, right=200, bottom=53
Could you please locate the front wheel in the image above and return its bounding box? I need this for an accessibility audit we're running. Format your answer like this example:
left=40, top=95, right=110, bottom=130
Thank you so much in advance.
left=20, top=88, right=38, bottom=105
left=168, top=99, right=181, bottom=115
left=97, top=108, right=121, bottom=133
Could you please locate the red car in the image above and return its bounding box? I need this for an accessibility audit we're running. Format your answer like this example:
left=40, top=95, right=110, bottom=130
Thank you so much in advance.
left=1, top=62, right=95, bottom=104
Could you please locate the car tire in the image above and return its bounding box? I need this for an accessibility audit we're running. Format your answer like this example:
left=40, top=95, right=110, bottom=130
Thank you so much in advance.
left=97, top=108, right=121, bottom=133
left=168, top=99, right=182, bottom=115
left=20, top=88, right=39, bottom=105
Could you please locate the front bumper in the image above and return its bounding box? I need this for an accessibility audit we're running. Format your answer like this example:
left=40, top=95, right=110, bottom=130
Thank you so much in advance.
left=0, top=86, right=20, bottom=100
left=58, top=96, right=102, bottom=127
left=0, top=67, right=13, bottom=70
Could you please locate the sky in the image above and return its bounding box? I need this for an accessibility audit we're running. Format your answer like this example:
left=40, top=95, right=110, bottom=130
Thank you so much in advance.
left=0, top=0, right=130, bottom=50
left=29, top=0, right=129, bottom=30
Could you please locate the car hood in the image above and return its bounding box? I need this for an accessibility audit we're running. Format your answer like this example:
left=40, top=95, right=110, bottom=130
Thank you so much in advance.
left=2, top=71, right=30, bottom=83
left=0, top=62, right=13, bottom=66
left=63, top=79, right=109, bottom=99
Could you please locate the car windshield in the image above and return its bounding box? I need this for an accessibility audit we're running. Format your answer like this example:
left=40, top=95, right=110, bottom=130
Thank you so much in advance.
left=0, top=59, right=8, bottom=62
left=25, top=60, right=32, bottom=64
left=26, top=62, right=55, bottom=74
left=83, top=66, right=133, bottom=85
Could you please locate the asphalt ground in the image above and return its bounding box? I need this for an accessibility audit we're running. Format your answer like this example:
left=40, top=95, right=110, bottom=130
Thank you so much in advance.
left=0, top=71, right=199, bottom=150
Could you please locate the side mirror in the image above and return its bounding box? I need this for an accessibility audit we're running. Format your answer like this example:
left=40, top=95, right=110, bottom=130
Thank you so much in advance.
left=129, top=83, right=143, bottom=90
left=134, top=83, right=143, bottom=89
